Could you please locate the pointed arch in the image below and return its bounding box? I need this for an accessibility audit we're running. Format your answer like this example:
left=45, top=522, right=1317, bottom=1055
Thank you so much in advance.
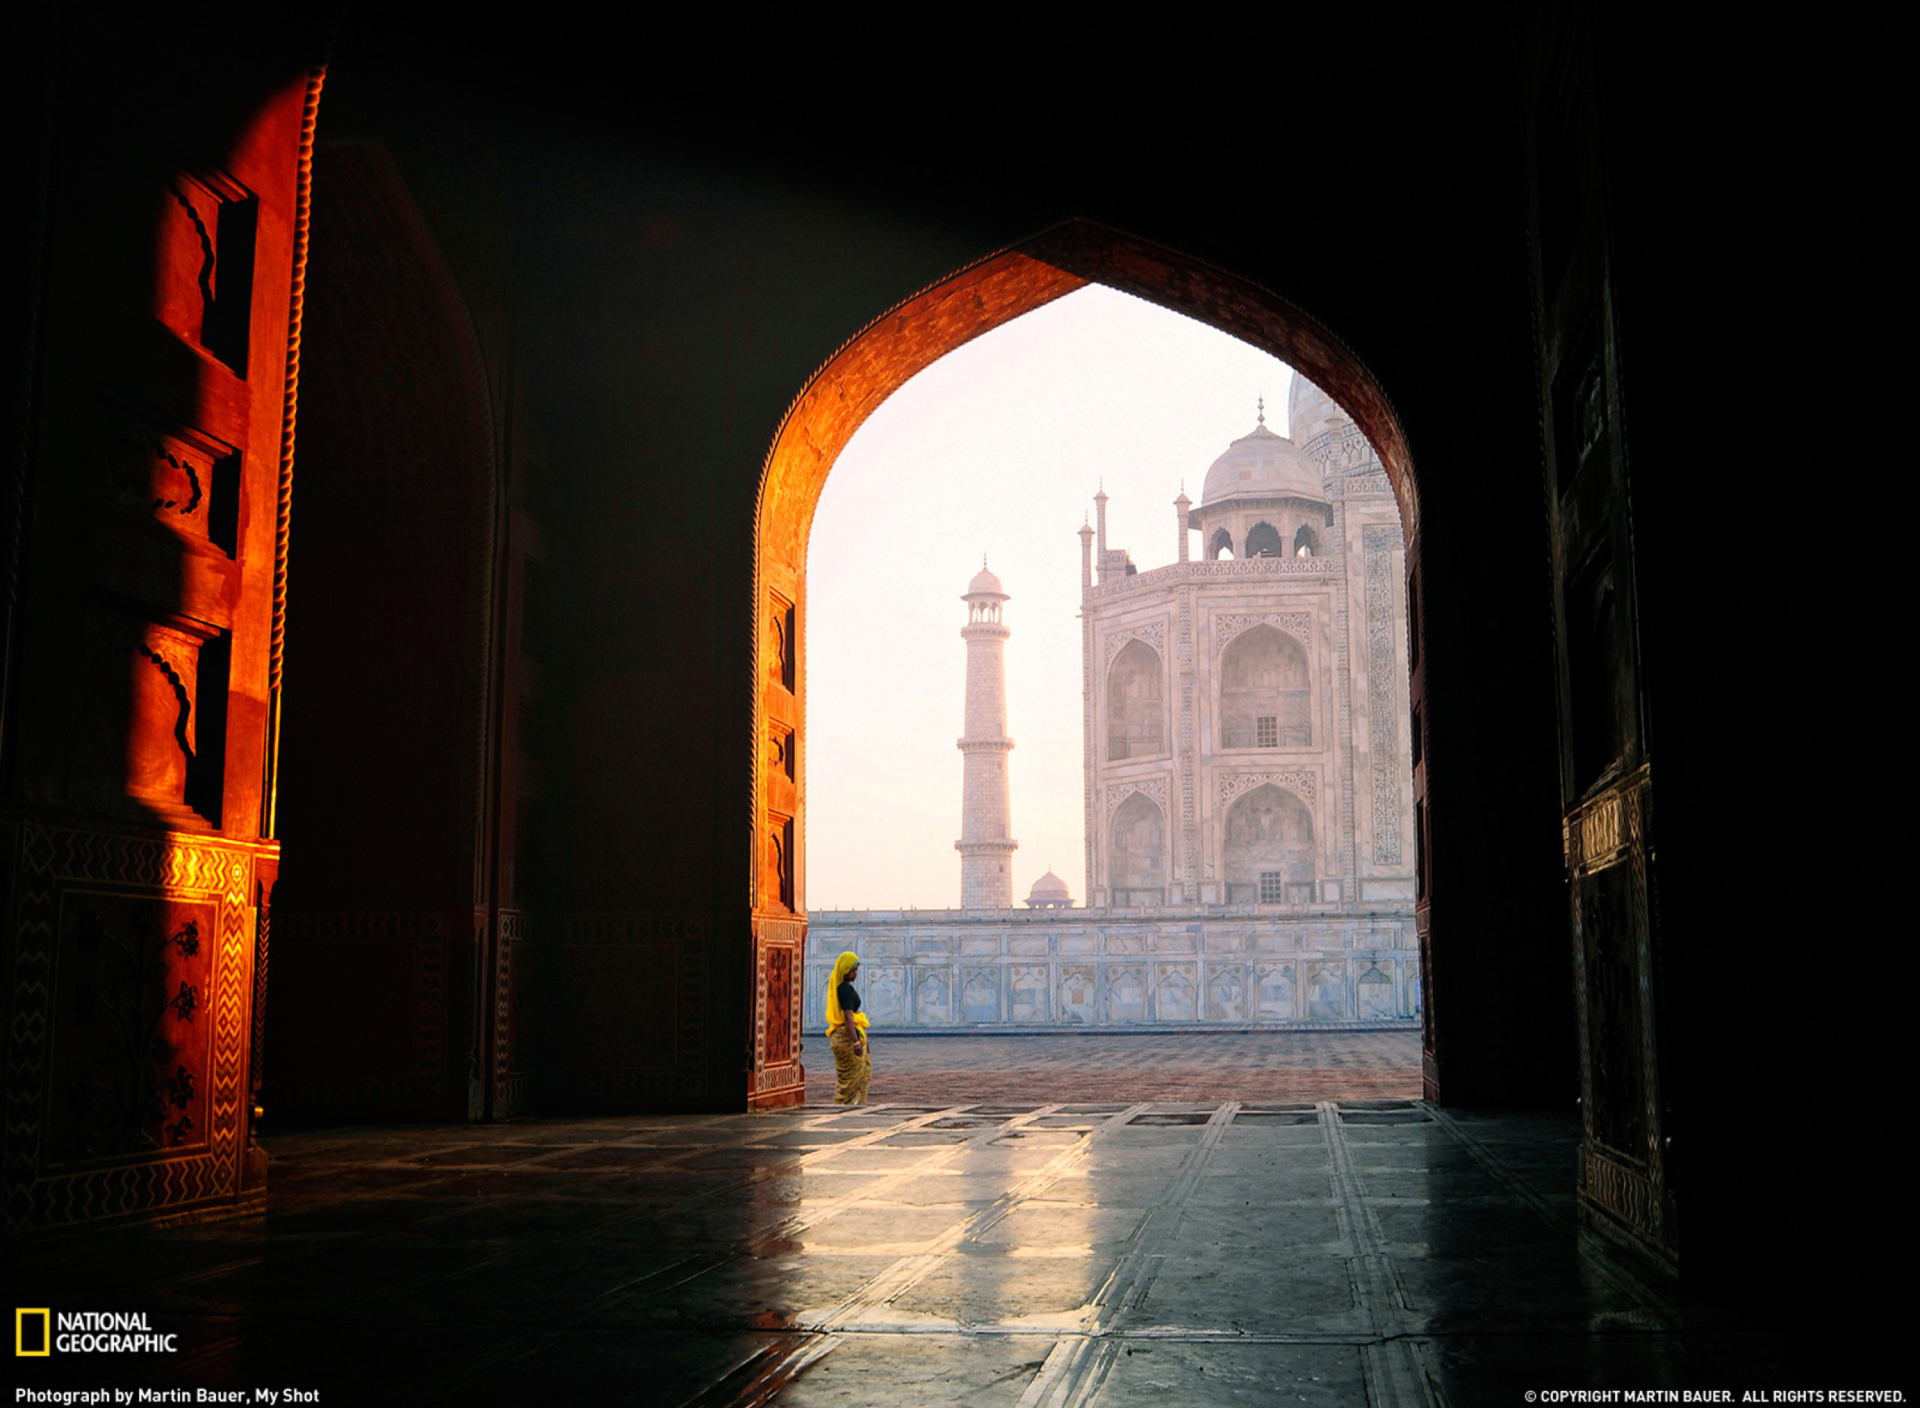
left=1244, top=522, right=1284, bottom=558
left=1220, top=624, right=1312, bottom=749
left=1222, top=783, right=1316, bottom=904
left=748, top=218, right=1419, bottom=1104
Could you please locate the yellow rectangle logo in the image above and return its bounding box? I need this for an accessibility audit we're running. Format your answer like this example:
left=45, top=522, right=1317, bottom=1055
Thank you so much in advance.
left=15, top=1307, right=51, bottom=1356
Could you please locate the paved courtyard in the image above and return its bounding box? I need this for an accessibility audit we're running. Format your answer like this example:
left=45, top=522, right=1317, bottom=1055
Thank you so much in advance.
left=804, top=1030, right=1423, bottom=1106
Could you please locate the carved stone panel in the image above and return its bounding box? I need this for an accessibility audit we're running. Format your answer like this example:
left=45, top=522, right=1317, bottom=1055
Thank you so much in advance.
left=1108, top=965, right=1147, bottom=1023
left=1009, top=965, right=1049, bottom=1023
left=1357, top=963, right=1395, bottom=1020
left=1306, top=961, right=1346, bottom=1021
left=1206, top=963, right=1249, bottom=1022
left=962, top=967, right=1000, bottom=1024
left=4, top=824, right=261, bottom=1232
left=1152, top=963, right=1198, bottom=1022
left=48, top=894, right=217, bottom=1162
left=1256, top=962, right=1296, bottom=1020
left=1059, top=966, right=1096, bottom=1023
left=914, top=967, right=953, bottom=1024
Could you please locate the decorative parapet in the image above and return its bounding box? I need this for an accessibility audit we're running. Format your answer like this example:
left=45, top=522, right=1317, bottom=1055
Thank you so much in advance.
left=1085, top=557, right=1341, bottom=603
left=802, top=903, right=1420, bottom=1031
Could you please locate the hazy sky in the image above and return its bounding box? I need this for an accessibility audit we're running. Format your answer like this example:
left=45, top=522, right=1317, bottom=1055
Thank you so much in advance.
left=806, top=285, right=1296, bottom=910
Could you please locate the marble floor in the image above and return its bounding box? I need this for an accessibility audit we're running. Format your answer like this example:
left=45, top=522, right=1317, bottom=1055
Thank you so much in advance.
left=8, top=1041, right=1887, bottom=1405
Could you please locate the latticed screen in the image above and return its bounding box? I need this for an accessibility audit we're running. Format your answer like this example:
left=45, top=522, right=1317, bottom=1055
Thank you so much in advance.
left=1259, top=871, right=1285, bottom=903
left=1256, top=715, right=1278, bottom=747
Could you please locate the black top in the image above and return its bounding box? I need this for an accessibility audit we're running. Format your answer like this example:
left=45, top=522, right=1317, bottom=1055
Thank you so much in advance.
left=836, top=981, right=861, bottom=1015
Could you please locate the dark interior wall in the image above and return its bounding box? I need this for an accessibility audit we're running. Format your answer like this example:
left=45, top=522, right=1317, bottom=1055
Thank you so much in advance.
left=314, top=9, right=1575, bottom=1105
left=8, top=3, right=1900, bottom=1303
left=1583, top=19, right=1903, bottom=1302
left=276, top=139, right=498, bottom=916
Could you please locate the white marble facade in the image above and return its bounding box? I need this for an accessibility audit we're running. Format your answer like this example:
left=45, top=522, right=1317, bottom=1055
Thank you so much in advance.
left=809, top=378, right=1419, bottom=1031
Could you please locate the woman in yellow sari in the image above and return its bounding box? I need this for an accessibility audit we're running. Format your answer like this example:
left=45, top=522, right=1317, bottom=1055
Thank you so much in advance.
left=825, top=950, right=871, bottom=1105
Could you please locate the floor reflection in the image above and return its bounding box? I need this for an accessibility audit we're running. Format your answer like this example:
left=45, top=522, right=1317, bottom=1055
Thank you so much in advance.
left=10, top=1100, right=1838, bottom=1406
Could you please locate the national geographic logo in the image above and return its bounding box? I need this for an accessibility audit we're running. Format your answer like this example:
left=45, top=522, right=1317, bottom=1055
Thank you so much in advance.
left=15, top=1308, right=179, bottom=1354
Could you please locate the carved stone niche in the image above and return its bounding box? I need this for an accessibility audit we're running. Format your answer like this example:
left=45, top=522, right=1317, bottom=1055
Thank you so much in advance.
left=153, top=170, right=258, bottom=375
left=53, top=612, right=230, bottom=827
left=88, top=415, right=243, bottom=560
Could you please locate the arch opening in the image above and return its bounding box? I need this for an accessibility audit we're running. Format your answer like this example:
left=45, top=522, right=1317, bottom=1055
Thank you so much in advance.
left=1244, top=521, right=1284, bottom=558
left=756, top=219, right=1422, bottom=1095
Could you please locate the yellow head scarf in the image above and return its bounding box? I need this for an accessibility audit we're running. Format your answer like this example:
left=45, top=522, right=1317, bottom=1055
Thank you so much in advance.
left=825, top=950, right=869, bottom=1033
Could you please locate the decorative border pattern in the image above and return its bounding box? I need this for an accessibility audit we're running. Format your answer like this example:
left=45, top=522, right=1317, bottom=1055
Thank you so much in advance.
left=1105, top=778, right=1169, bottom=821
left=752, top=915, right=804, bottom=1101
left=1102, top=621, right=1166, bottom=666
left=1213, top=612, right=1311, bottom=652
left=1300, top=421, right=1380, bottom=478
left=1566, top=766, right=1669, bottom=1265
left=1578, top=1144, right=1674, bottom=1267
left=1177, top=586, right=1197, bottom=901
left=1085, top=556, right=1338, bottom=602
left=492, top=909, right=533, bottom=1117
left=1217, top=771, right=1317, bottom=809
left=3, top=821, right=264, bottom=1232
left=1363, top=523, right=1404, bottom=865
left=1332, top=502, right=1355, bottom=886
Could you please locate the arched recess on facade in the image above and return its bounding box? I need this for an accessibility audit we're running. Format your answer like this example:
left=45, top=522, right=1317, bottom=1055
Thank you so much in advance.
left=750, top=217, right=1422, bottom=1100
left=1108, top=639, right=1166, bottom=761
left=1244, top=522, right=1284, bottom=558
left=1222, top=783, right=1316, bottom=904
left=1220, top=624, right=1311, bottom=749
left=1109, top=790, right=1169, bottom=903
left=1209, top=528, right=1235, bottom=560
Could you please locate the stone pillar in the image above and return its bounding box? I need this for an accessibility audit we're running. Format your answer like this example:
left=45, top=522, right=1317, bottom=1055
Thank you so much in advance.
left=956, top=564, right=1017, bottom=908
left=1079, top=520, right=1095, bottom=591
left=1175, top=489, right=1192, bottom=563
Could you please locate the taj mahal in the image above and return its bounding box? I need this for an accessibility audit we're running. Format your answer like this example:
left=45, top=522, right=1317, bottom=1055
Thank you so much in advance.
left=805, top=375, right=1420, bottom=1030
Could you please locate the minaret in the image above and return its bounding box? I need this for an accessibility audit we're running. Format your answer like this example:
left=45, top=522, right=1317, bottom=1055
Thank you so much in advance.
left=1093, top=483, right=1110, bottom=583
left=956, top=558, right=1016, bottom=909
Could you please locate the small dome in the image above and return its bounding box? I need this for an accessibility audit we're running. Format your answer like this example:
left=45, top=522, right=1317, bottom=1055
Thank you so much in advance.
left=1199, top=421, right=1326, bottom=507
left=1024, top=869, right=1072, bottom=907
left=966, top=563, right=1007, bottom=598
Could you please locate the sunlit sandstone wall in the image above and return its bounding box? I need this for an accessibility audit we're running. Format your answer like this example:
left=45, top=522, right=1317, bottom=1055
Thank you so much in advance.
left=806, top=907, right=1418, bottom=1031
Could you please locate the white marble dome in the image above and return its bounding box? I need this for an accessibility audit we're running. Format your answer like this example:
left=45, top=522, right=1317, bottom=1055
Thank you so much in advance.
left=1024, top=868, right=1073, bottom=907
left=965, top=562, right=1007, bottom=598
left=1199, top=421, right=1326, bottom=507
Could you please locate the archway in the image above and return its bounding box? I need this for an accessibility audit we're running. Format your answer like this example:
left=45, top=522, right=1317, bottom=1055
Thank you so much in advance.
left=751, top=220, right=1425, bottom=1105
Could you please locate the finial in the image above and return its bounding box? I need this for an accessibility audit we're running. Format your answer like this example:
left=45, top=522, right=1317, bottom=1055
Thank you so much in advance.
left=983, top=553, right=988, bottom=569
left=1257, top=395, right=1266, bottom=426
